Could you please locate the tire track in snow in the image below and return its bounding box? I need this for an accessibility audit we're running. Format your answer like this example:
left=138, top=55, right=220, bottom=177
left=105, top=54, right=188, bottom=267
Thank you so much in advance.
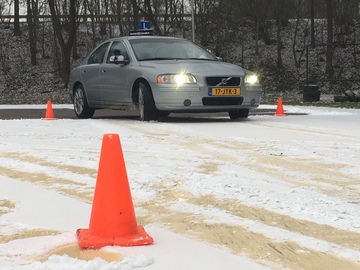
left=2, top=118, right=359, bottom=269
left=0, top=199, right=61, bottom=245
left=0, top=152, right=95, bottom=204
left=113, top=120, right=360, bottom=269
left=137, top=185, right=360, bottom=270
left=179, top=138, right=360, bottom=203
left=240, top=121, right=358, bottom=142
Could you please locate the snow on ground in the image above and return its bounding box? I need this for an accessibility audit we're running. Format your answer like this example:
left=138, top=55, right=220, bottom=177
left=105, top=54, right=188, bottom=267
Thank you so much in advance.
left=0, top=104, right=360, bottom=269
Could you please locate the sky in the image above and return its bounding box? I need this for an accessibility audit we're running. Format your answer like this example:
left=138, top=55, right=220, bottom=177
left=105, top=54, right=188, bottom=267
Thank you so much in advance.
left=0, top=103, right=360, bottom=269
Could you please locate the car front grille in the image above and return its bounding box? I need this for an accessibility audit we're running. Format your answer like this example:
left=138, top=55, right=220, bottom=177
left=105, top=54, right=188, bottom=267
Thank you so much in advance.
left=202, top=97, right=244, bottom=106
left=206, top=77, right=241, bottom=87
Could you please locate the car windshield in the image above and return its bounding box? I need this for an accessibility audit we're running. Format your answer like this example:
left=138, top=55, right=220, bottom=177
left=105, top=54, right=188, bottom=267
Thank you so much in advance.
left=129, top=38, right=218, bottom=61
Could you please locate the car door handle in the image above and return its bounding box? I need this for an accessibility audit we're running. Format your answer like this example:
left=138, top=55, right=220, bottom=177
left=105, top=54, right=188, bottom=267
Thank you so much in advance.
left=101, top=70, right=106, bottom=73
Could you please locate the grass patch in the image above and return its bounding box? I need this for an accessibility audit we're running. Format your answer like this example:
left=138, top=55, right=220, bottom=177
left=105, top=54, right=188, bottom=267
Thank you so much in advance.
left=262, top=95, right=360, bottom=109
left=286, top=101, right=360, bottom=109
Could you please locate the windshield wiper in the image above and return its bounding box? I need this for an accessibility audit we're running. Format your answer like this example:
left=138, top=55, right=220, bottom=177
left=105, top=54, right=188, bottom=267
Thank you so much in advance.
left=185, top=58, right=218, bottom=61
left=140, top=57, right=179, bottom=61
left=140, top=57, right=218, bottom=61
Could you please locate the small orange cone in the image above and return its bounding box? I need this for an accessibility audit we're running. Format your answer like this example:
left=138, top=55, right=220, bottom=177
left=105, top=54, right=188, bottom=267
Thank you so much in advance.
left=41, top=100, right=58, bottom=120
left=273, top=98, right=288, bottom=116
left=76, top=134, right=153, bottom=249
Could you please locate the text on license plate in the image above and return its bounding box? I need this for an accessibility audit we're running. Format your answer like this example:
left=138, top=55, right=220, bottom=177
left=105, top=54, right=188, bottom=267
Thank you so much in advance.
left=208, top=87, right=241, bottom=96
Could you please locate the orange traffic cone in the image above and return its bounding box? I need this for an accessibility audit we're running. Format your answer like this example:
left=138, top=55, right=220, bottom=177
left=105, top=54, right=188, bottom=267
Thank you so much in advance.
left=41, top=100, right=58, bottom=120
left=76, top=134, right=153, bottom=249
left=273, top=98, right=288, bottom=116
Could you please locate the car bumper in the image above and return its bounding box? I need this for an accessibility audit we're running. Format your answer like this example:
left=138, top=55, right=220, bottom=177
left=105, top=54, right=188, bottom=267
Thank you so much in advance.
left=150, top=84, right=262, bottom=112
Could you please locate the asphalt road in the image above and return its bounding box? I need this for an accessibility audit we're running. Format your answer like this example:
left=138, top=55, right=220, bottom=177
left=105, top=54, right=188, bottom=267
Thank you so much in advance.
left=0, top=108, right=281, bottom=120
left=0, top=108, right=140, bottom=120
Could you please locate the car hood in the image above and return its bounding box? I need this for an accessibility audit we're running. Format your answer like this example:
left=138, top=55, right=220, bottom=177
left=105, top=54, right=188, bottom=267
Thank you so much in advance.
left=138, top=60, right=246, bottom=76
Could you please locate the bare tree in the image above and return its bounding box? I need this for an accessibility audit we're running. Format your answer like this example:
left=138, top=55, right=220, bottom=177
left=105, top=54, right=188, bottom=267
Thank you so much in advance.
left=325, top=0, right=333, bottom=77
left=291, top=0, right=307, bottom=68
left=163, top=0, right=169, bottom=34
left=100, top=1, right=109, bottom=36
left=83, top=0, right=98, bottom=46
left=136, top=0, right=163, bottom=35
left=333, top=0, right=358, bottom=42
left=194, top=0, right=218, bottom=46
left=310, top=0, right=315, bottom=46
left=48, top=0, right=78, bottom=83
left=235, top=0, right=270, bottom=56
left=115, top=0, right=124, bottom=36
left=166, top=0, right=185, bottom=35
left=27, top=0, right=38, bottom=66
left=13, top=0, right=20, bottom=36
left=272, top=0, right=291, bottom=70
left=131, top=0, right=140, bottom=31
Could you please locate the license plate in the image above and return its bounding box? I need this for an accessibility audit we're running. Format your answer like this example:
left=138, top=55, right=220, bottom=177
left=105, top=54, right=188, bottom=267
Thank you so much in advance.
left=208, top=87, right=241, bottom=96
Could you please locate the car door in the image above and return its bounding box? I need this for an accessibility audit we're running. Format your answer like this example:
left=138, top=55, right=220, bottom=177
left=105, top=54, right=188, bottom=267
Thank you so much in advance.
left=100, top=41, right=132, bottom=107
left=80, top=42, right=110, bottom=106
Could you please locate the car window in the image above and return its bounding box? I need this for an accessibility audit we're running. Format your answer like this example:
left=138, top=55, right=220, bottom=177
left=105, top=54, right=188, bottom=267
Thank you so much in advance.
left=106, top=41, right=129, bottom=63
left=87, top=42, right=110, bottom=65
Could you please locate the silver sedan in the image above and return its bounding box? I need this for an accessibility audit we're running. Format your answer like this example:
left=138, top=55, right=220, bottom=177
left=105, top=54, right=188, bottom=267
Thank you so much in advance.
left=68, top=36, right=262, bottom=121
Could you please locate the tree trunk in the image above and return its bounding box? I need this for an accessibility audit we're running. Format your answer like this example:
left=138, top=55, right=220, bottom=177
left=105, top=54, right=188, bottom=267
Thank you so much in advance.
left=142, top=0, right=163, bottom=35
left=72, top=28, right=79, bottom=60
left=14, top=0, right=21, bottom=36
left=254, top=19, right=259, bottom=55
left=117, top=0, right=124, bottom=36
left=310, top=0, right=315, bottom=46
left=131, top=0, right=140, bottom=30
left=164, top=0, right=168, bottom=33
left=48, top=0, right=77, bottom=84
left=292, top=15, right=300, bottom=68
left=325, top=0, right=334, bottom=77
left=292, top=0, right=305, bottom=68
left=27, top=0, right=38, bottom=66
left=276, top=20, right=283, bottom=69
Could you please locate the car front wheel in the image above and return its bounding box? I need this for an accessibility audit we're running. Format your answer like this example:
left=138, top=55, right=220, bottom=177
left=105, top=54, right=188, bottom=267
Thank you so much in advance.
left=73, top=84, right=95, bottom=119
left=229, top=109, right=249, bottom=120
left=138, top=82, right=158, bottom=121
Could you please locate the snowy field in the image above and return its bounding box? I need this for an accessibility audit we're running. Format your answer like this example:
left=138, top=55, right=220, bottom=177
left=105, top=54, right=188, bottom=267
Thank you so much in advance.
left=0, top=104, right=360, bottom=270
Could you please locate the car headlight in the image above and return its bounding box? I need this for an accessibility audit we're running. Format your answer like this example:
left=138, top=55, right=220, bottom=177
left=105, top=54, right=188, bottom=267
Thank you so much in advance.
left=157, top=74, right=197, bottom=85
left=244, top=74, right=259, bottom=84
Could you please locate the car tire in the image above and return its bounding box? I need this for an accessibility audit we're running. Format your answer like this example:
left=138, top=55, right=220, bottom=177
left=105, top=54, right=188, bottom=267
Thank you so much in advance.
left=158, top=111, right=170, bottom=118
left=73, top=84, right=95, bottom=119
left=229, top=109, right=249, bottom=120
left=139, top=82, right=158, bottom=121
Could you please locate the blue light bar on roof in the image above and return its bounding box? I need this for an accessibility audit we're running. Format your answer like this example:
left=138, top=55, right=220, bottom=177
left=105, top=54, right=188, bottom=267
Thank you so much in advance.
left=129, top=29, right=154, bottom=36
left=139, top=20, right=150, bottom=30
left=129, top=20, right=153, bottom=36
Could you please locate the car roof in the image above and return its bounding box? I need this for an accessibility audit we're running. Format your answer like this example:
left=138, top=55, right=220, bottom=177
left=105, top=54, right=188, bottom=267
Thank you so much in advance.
left=106, top=36, right=187, bottom=42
